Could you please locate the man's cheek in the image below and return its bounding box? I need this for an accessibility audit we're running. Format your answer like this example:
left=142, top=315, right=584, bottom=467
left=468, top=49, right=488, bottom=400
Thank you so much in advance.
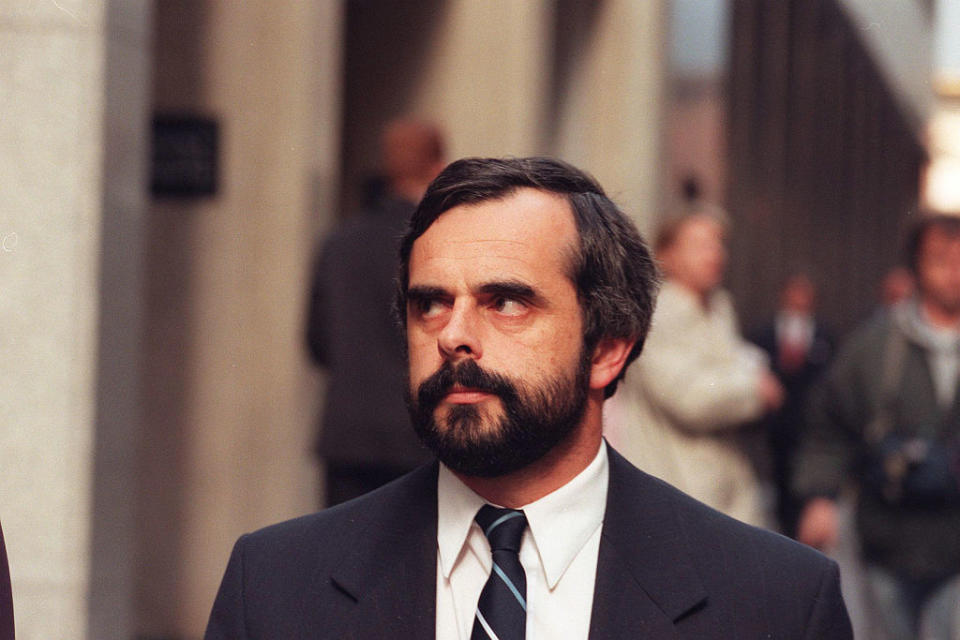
left=407, top=357, right=433, bottom=387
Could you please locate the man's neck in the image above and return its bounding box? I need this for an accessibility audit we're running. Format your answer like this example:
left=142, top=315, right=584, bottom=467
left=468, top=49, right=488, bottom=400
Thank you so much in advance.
left=671, top=278, right=713, bottom=309
left=921, top=298, right=960, bottom=330
left=453, top=404, right=605, bottom=509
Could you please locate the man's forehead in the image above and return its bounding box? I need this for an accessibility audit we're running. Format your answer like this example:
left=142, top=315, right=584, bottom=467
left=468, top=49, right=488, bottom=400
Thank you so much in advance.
left=920, top=226, right=960, bottom=257
left=679, top=215, right=724, bottom=239
left=416, top=188, right=576, bottom=248
left=407, top=188, right=578, bottom=287
left=924, top=225, right=960, bottom=243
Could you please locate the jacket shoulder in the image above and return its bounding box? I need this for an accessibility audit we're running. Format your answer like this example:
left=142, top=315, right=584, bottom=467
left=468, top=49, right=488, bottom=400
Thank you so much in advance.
left=620, top=451, right=828, bottom=564
left=206, top=464, right=439, bottom=639
left=233, top=463, right=437, bottom=579
left=604, top=448, right=851, bottom=637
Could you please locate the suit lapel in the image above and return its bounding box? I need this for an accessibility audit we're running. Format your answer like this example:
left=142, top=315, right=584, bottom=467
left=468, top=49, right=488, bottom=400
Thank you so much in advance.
left=290, top=449, right=708, bottom=638
left=299, top=463, right=440, bottom=639
left=589, top=446, right=707, bottom=638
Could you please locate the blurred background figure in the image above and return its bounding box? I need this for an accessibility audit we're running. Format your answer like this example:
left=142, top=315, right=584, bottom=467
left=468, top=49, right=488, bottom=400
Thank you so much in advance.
left=881, top=266, right=917, bottom=310
left=306, top=118, right=445, bottom=507
left=614, top=206, right=784, bottom=528
left=920, top=574, right=960, bottom=640
left=748, top=274, right=835, bottom=537
left=794, top=214, right=960, bottom=640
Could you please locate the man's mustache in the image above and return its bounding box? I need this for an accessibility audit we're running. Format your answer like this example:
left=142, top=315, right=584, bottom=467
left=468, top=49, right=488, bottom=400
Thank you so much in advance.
left=416, top=359, right=518, bottom=410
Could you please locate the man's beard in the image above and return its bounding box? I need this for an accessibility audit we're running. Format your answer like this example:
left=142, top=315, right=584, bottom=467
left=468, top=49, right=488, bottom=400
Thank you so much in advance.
left=406, top=349, right=591, bottom=478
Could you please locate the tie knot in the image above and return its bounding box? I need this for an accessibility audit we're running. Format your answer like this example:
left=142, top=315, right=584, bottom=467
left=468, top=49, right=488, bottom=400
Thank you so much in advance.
left=475, top=505, right=527, bottom=553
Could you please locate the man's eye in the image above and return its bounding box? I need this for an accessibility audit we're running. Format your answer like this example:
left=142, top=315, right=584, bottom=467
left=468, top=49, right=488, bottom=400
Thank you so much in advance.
left=493, top=297, right=527, bottom=316
left=414, top=298, right=444, bottom=318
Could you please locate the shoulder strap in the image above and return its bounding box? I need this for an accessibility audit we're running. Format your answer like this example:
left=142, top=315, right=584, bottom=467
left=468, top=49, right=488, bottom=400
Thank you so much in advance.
left=864, top=319, right=909, bottom=443
left=936, top=353, right=960, bottom=439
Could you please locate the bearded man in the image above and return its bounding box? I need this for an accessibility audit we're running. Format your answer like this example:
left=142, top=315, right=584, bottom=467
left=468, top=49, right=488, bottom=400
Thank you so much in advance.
left=206, top=157, right=851, bottom=639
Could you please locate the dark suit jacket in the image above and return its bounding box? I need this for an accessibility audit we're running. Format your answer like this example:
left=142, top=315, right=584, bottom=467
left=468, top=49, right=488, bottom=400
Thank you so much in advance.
left=306, top=196, right=431, bottom=469
left=748, top=320, right=834, bottom=400
left=205, top=446, right=851, bottom=639
left=749, top=320, right=836, bottom=535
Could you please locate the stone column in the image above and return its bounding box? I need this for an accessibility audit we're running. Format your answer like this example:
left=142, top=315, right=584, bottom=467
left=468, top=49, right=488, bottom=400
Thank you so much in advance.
left=410, top=0, right=554, bottom=158
left=140, top=1, right=343, bottom=636
left=0, top=1, right=152, bottom=638
left=553, top=0, right=669, bottom=233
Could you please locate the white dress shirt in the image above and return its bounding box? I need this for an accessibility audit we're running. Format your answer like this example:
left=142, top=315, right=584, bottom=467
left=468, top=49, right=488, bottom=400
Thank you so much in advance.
left=775, top=311, right=815, bottom=354
left=435, top=442, right=609, bottom=640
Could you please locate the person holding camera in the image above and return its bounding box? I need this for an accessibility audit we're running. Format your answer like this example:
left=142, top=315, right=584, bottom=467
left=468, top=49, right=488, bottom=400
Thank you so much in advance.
left=794, top=213, right=960, bottom=640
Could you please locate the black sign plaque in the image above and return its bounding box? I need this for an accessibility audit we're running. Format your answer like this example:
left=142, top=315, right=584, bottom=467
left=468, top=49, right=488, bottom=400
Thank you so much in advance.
left=151, top=116, right=219, bottom=197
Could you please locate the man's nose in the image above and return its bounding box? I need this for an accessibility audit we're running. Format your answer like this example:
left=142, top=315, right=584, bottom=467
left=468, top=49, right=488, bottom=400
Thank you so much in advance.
left=437, top=301, right=482, bottom=360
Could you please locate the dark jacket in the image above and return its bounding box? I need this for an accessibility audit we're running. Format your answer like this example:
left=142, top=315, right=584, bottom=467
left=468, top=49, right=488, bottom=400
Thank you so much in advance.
left=306, top=196, right=430, bottom=468
left=749, top=317, right=835, bottom=534
left=794, top=305, right=960, bottom=581
left=206, top=446, right=851, bottom=639
left=749, top=318, right=834, bottom=403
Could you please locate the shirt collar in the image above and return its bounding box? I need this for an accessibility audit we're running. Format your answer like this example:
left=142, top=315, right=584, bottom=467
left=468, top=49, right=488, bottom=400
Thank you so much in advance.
left=895, top=299, right=960, bottom=353
left=436, top=441, right=609, bottom=589
left=775, top=311, right=814, bottom=345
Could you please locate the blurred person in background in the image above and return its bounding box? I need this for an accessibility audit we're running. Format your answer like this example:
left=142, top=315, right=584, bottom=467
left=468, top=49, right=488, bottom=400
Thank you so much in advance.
left=306, top=118, right=446, bottom=506
left=919, top=574, right=960, bottom=640
left=881, top=266, right=916, bottom=310
left=615, top=206, right=784, bottom=527
left=794, top=213, right=960, bottom=640
left=749, top=274, right=835, bottom=537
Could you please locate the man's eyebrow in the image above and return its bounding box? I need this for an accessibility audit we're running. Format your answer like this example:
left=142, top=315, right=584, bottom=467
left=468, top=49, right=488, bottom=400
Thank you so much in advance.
left=476, top=280, right=545, bottom=305
left=405, top=285, right=449, bottom=303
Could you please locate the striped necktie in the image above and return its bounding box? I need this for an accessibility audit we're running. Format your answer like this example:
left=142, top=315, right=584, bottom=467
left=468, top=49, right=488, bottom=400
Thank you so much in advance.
left=471, top=505, right=528, bottom=640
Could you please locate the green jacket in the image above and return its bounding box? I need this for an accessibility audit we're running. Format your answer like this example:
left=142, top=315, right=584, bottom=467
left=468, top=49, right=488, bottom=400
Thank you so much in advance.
left=794, top=304, right=960, bottom=582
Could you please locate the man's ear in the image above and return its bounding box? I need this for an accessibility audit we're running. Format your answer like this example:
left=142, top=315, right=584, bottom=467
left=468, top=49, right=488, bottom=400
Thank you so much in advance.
left=589, top=337, right=636, bottom=391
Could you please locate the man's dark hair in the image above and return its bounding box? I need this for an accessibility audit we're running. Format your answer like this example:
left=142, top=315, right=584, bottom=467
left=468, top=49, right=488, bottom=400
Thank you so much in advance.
left=396, top=156, right=660, bottom=398
left=906, top=213, right=960, bottom=273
